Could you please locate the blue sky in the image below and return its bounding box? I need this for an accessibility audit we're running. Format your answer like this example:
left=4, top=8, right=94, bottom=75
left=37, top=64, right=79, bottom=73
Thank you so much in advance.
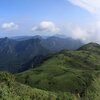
left=0, top=0, right=100, bottom=43
left=0, top=0, right=92, bottom=23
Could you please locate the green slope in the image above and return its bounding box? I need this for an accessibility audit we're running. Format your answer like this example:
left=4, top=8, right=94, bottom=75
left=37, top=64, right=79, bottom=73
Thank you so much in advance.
left=0, top=71, right=77, bottom=100
left=16, top=43, right=100, bottom=100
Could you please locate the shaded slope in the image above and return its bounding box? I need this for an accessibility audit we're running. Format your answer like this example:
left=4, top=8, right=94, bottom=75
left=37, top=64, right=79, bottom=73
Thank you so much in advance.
left=0, top=38, right=49, bottom=73
left=0, top=36, right=83, bottom=73
left=41, top=36, right=83, bottom=52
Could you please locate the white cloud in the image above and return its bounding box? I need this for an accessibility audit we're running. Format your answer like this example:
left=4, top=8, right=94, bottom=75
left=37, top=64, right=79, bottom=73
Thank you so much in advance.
left=65, top=0, right=100, bottom=43
left=67, top=0, right=100, bottom=15
left=32, top=21, right=60, bottom=33
left=1, top=22, right=18, bottom=30
left=67, top=25, right=88, bottom=41
left=64, top=21, right=100, bottom=43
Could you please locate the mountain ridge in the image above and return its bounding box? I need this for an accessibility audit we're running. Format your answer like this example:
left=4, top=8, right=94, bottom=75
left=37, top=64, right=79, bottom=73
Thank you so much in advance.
left=0, top=36, right=83, bottom=73
left=16, top=42, right=100, bottom=100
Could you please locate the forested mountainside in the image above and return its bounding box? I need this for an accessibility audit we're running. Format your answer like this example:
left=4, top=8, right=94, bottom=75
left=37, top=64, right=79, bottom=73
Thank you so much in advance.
left=16, top=43, right=100, bottom=100
left=0, top=36, right=83, bottom=73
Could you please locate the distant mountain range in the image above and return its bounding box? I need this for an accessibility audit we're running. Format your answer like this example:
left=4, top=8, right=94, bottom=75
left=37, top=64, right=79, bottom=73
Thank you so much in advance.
left=0, top=36, right=83, bottom=72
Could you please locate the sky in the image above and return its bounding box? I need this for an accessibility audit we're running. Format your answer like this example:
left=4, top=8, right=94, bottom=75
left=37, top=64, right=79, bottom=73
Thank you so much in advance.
left=0, top=0, right=100, bottom=43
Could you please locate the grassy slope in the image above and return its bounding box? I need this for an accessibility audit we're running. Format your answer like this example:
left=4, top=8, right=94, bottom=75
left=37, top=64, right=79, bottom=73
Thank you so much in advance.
left=0, top=72, right=77, bottom=100
left=16, top=43, right=100, bottom=100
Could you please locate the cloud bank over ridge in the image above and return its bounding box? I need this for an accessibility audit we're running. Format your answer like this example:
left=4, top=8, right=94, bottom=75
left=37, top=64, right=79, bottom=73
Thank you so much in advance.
left=65, top=0, right=100, bottom=43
